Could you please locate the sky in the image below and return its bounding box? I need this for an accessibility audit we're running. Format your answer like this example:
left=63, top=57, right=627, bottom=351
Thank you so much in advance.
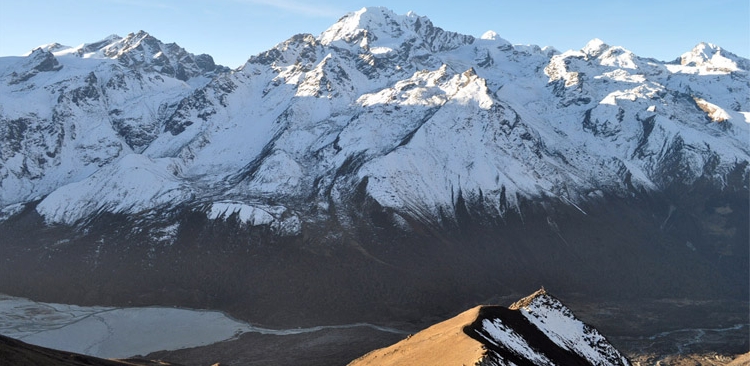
left=0, top=0, right=748, bottom=68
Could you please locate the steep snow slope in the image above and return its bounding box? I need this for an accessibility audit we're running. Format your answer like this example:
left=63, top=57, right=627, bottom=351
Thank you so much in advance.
left=506, top=290, right=630, bottom=365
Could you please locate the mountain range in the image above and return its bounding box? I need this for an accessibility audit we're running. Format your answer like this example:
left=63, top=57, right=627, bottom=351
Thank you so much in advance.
left=0, top=6, right=747, bottom=363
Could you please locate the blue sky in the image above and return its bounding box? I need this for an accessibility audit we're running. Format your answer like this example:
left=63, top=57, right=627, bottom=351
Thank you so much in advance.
left=1, top=0, right=747, bottom=68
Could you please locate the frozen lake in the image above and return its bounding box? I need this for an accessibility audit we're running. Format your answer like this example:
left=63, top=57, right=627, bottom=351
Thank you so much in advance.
left=0, top=293, right=407, bottom=359
left=0, top=293, right=251, bottom=358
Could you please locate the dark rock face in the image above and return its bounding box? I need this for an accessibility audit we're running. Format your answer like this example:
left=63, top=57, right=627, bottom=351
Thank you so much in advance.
left=30, top=49, right=62, bottom=73
left=9, top=48, right=62, bottom=84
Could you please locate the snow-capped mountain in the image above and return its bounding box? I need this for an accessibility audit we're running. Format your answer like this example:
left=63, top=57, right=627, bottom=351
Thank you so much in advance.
left=2, top=7, right=746, bottom=229
left=0, top=31, right=225, bottom=214
left=350, top=289, right=630, bottom=366
left=29, top=31, right=227, bottom=81
left=0, top=7, right=747, bottom=354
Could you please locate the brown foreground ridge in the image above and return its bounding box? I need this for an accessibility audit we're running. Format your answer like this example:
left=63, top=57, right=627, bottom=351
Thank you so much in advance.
left=349, top=305, right=487, bottom=366
left=0, top=334, right=182, bottom=366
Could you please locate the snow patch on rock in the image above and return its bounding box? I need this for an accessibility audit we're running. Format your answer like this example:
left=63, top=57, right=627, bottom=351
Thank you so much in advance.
left=207, top=201, right=301, bottom=235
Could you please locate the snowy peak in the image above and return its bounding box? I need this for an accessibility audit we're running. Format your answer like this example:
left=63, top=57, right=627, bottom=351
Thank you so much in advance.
left=582, top=38, right=609, bottom=57
left=319, top=7, right=402, bottom=45
left=319, top=7, right=474, bottom=54
left=245, top=33, right=319, bottom=67
left=34, top=34, right=122, bottom=59
left=480, top=30, right=500, bottom=40
left=101, top=31, right=225, bottom=80
left=679, top=42, right=749, bottom=72
left=25, top=42, right=72, bottom=54
left=478, top=30, right=511, bottom=47
left=75, top=34, right=124, bottom=56
left=24, top=48, right=62, bottom=73
left=7, top=48, right=62, bottom=84
left=43, top=31, right=226, bottom=81
left=103, top=30, right=163, bottom=58
left=580, top=39, right=640, bottom=69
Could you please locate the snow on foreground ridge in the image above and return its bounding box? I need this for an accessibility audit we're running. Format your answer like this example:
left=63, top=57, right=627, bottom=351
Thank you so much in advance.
left=349, top=288, right=630, bottom=366
left=509, top=289, right=631, bottom=365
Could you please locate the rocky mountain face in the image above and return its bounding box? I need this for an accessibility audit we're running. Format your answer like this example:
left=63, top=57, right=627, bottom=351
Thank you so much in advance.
left=0, top=6, right=747, bottom=352
left=350, top=289, right=630, bottom=366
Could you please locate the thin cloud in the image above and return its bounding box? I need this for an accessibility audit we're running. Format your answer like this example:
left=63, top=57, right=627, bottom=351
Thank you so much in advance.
left=233, top=0, right=344, bottom=18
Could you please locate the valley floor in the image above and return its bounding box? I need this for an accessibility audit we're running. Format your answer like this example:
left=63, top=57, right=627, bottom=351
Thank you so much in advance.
left=1, top=293, right=747, bottom=365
